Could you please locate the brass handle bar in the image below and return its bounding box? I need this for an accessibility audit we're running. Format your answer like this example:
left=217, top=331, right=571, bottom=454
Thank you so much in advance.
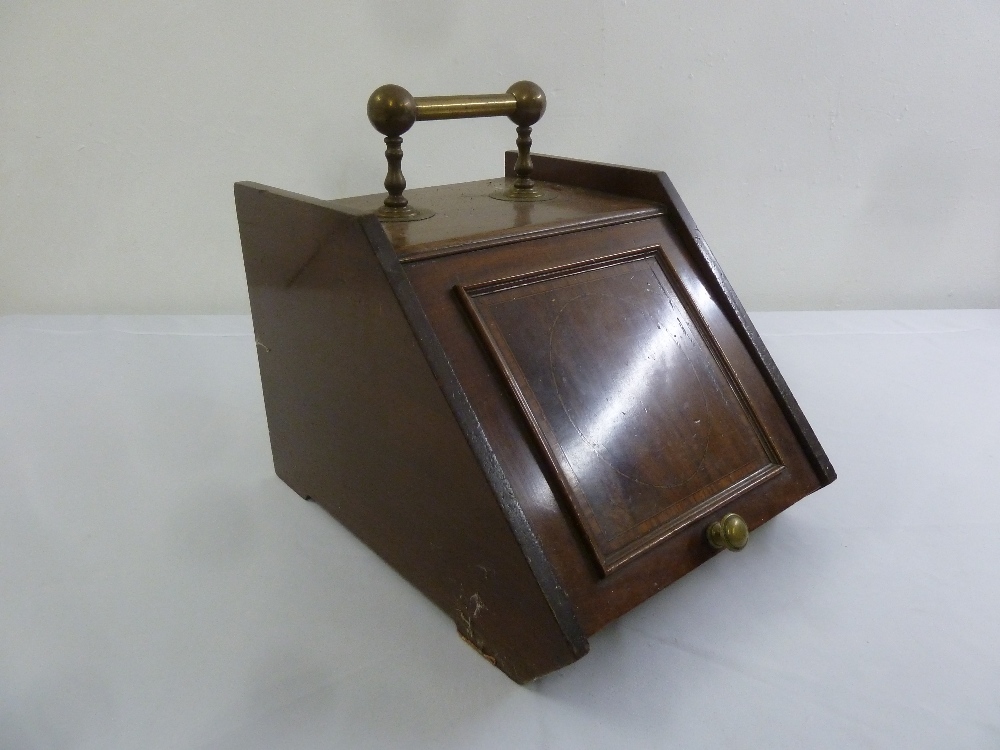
left=414, top=93, right=518, bottom=121
left=367, top=81, right=548, bottom=221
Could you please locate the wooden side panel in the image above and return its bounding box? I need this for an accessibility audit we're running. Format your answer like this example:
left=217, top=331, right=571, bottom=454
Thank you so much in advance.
left=508, top=152, right=837, bottom=487
left=234, top=182, right=584, bottom=682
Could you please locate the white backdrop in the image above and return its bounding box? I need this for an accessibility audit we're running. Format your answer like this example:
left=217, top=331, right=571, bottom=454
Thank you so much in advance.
left=2, top=311, right=998, bottom=748
left=2, top=0, right=999, bottom=313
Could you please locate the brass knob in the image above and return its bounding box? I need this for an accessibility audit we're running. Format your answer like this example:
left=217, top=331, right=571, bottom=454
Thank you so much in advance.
left=706, top=513, right=749, bottom=551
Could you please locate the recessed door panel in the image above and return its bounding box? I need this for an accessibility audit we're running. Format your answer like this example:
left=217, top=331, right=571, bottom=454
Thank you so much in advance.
left=460, top=246, right=784, bottom=574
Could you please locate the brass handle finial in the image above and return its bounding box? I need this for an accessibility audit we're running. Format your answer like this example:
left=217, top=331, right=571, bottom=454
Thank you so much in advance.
left=707, top=513, right=749, bottom=552
left=366, top=81, right=549, bottom=221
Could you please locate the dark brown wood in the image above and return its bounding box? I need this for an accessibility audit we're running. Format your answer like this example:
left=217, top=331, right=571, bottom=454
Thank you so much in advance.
left=511, top=152, right=837, bottom=487
left=406, top=216, right=826, bottom=634
left=235, top=183, right=585, bottom=682
left=332, top=179, right=664, bottom=262
left=234, top=154, right=835, bottom=681
left=456, top=246, right=784, bottom=575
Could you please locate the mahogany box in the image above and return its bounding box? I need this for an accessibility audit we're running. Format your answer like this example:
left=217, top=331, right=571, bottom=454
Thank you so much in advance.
left=234, top=151, right=835, bottom=683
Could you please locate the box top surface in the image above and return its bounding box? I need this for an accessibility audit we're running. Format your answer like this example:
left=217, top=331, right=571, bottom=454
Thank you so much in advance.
left=330, top=178, right=664, bottom=262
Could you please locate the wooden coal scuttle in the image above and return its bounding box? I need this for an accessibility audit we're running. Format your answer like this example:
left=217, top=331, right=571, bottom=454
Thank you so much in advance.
left=234, top=82, right=835, bottom=683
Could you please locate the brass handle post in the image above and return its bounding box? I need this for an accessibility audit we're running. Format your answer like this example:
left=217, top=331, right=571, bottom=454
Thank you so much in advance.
left=367, top=81, right=548, bottom=221
left=706, top=513, right=749, bottom=552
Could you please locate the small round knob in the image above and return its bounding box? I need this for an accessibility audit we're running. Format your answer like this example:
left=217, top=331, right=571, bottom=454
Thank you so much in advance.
left=367, top=84, right=416, bottom=137
left=706, top=513, right=749, bottom=551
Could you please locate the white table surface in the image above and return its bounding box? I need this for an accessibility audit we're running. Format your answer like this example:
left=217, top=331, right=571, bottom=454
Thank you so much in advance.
left=1, top=310, right=998, bottom=749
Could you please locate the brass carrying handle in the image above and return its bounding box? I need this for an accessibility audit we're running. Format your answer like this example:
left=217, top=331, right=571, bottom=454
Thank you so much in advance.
left=706, top=513, right=749, bottom=552
left=367, top=81, right=548, bottom=221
